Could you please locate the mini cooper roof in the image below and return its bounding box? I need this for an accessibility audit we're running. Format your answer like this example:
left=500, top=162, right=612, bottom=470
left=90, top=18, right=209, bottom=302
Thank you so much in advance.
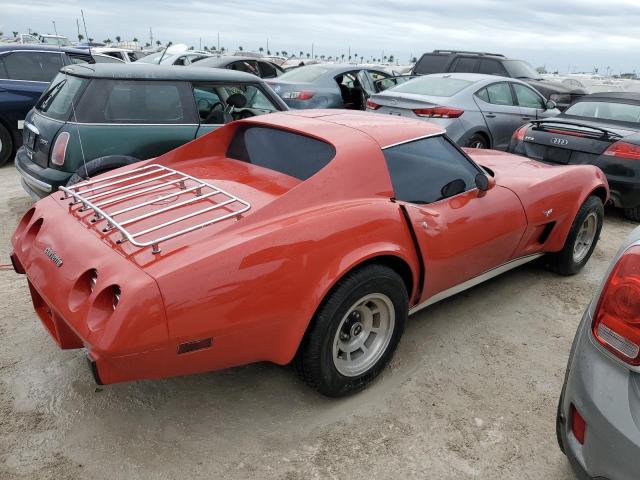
left=0, top=44, right=91, bottom=56
left=58, top=63, right=262, bottom=82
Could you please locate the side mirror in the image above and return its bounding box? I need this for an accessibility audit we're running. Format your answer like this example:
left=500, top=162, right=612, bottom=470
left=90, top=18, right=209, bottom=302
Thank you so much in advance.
left=546, top=99, right=557, bottom=110
left=475, top=173, right=495, bottom=194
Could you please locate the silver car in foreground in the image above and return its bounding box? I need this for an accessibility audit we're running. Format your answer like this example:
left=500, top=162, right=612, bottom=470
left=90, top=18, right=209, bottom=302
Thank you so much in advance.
left=557, top=226, right=640, bottom=479
left=366, top=73, right=560, bottom=150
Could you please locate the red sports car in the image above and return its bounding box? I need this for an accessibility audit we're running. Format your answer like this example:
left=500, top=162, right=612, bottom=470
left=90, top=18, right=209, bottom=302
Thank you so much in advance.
left=10, top=110, right=608, bottom=396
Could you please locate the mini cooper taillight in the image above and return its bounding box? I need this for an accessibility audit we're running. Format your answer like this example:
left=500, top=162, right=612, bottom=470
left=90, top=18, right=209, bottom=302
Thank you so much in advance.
left=603, top=141, right=640, bottom=160
left=51, top=132, right=70, bottom=166
left=412, top=106, right=464, bottom=118
left=592, top=246, right=640, bottom=365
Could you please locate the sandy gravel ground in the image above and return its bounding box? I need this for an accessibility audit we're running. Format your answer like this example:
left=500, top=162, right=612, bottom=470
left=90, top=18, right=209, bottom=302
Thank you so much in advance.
left=0, top=161, right=635, bottom=480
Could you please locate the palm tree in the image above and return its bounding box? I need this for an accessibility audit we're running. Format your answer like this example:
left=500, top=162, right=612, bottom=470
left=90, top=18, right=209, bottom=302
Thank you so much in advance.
left=320, top=55, right=325, bottom=61
left=12, top=31, right=18, bottom=37
left=299, top=50, right=303, bottom=58
left=156, top=40, right=161, bottom=47
left=77, top=34, right=84, bottom=42
left=133, top=37, right=138, bottom=43
left=145, top=42, right=150, bottom=47
left=88, top=37, right=94, bottom=42
left=281, top=50, right=287, bottom=56
left=306, top=53, right=310, bottom=59
left=360, top=55, right=364, bottom=63
left=115, top=35, right=121, bottom=43
left=259, top=46, right=264, bottom=53
left=341, top=53, right=345, bottom=62
left=238, top=45, right=243, bottom=51
left=275, top=51, right=280, bottom=56
left=267, top=50, right=271, bottom=55
left=105, top=38, right=112, bottom=44
left=388, top=54, right=394, bottom=64
left=348, top=55, right=352, bottom=62
left=220, top=46, right=226, bottom=53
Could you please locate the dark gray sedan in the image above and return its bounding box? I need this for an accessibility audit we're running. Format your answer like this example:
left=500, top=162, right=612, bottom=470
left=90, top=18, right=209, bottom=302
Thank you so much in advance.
left=557, top=225, right=640, bottom=479
left=367, top=73, right=560, bottom=150
left=194, top=55, right=284, bottom=79
left=266, top=64, right=390, bottom=110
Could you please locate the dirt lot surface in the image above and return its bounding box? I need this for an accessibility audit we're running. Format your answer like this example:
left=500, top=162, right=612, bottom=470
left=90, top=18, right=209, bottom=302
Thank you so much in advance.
left=0, top=161, right=634, bottom=480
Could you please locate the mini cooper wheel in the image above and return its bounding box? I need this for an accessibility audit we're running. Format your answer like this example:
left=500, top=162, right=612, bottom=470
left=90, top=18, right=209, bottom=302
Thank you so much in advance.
left=294, top=264, right=408, bottom=397
left=547, top=195, right=604, bottom=275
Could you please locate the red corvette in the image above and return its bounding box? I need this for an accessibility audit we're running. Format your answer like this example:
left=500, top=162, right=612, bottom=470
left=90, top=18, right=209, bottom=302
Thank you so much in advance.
left=10, top=110, right=608, bottom=396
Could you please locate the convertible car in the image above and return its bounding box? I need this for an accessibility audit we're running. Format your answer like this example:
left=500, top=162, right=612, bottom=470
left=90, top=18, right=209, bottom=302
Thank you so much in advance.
left=10, top=111, right=608, bottom=396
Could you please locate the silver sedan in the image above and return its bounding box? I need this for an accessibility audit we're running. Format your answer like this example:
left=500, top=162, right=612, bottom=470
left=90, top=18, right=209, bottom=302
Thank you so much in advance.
left=367, top=73, right=560, bottom=150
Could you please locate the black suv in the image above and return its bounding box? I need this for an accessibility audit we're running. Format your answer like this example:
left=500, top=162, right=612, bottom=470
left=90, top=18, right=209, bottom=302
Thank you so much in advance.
left=411, top=50, right=586, bottom=110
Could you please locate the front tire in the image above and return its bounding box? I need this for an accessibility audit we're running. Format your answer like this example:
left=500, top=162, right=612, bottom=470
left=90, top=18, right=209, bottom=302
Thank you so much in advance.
left=546, top=195, right=603, bottom=275
left=0, top=124, right=13, bottom=166
left=466, top=133, right=488, bottom=149
left=294, top=264, right=408, bottom=397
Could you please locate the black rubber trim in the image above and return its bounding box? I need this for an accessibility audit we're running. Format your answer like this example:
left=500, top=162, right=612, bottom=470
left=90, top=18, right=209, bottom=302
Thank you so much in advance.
left=86, top=354, right=103, bottom=385
left=398, top=203, right=425, bottom=304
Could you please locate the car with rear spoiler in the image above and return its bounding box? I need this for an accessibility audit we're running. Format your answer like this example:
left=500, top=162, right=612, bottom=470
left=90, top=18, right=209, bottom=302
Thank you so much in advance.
left=11, top=110, right=608, bottom=396
left=508, top=92, right=640, bottom=221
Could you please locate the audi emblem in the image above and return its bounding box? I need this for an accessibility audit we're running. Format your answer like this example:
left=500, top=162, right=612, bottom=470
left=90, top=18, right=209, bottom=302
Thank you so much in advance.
left=551, top=137, right=569, bottom=146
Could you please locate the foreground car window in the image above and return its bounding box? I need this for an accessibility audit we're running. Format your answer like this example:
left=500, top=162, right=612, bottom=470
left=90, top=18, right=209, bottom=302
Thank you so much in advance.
left=390, top=76, right=472, bottom=97
left=565, top=101, right=640, bottom=124
left=227, top=126, right=336, bottom=180
left=75, top=80, right=197, bottom=124
left=36, top=73, right=88, bottom=121
left=383, top=136, right=479, bottom=204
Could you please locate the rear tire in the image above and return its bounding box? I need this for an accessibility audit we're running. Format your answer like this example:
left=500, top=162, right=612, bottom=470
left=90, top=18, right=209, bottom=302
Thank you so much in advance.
left=0, top=124, right=13, bottom=166
left=66, top=155, right=141, bottom=186
left=546, top=195, right=603, bottom=275
left=466, top=133, right=488, bottom=149
left=293, top=264, right=408, bottom=397
left=623, top=207, right=640, bottom=222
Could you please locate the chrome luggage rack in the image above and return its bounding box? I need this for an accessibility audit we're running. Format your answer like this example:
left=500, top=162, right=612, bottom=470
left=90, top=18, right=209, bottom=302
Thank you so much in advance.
left=59, top=164, right=251, bottom=254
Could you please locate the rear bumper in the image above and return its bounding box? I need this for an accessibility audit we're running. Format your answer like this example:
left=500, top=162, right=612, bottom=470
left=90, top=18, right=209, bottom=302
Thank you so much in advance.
left=15, top=146, right=72, bottom=199
left=558, top=311, right=640, bottom=480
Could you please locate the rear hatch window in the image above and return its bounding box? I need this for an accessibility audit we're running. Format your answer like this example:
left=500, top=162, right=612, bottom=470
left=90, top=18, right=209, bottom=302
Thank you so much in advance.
left=413, top=54, right=450, bottom=75
left=391, top=76, right=472, bottom=97
left=565, top=101, right=640, bottom=124
left=35, top=73, right=88, bottom=121
left=278, top=66, right=330, bottom=83
left=227, top=126, right=335, bottom=180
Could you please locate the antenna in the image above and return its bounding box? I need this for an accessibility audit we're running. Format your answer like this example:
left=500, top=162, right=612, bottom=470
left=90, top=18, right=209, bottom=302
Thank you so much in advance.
left=81, top=9, right=92, bottom=57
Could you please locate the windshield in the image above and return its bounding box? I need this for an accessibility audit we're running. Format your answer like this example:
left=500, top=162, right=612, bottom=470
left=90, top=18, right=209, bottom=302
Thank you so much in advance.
left=390, top=76, right=472, bottom=97
left=565, top=101, right=640, bottom=124
left=41, top=36, right=72, bottom=47
left=136, top=52, right=164, bottom=63
left=503, top=60, right=541, bottom=80
left=278, top=66, right=330, bottom=83
left=35, top=73, right=88, bottom=121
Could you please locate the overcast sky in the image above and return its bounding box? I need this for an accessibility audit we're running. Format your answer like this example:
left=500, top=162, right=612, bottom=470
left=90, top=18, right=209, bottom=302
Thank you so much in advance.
left=3, top=0, right=640, bottom=74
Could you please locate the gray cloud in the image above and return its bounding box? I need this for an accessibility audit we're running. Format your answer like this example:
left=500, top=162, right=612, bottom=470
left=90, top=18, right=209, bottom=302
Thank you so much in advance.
left=2, top=0, right=639, bottom=73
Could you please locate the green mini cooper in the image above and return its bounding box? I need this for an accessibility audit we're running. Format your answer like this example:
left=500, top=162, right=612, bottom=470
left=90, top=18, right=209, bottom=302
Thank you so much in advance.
left=15, top=63, right=288, bottom=199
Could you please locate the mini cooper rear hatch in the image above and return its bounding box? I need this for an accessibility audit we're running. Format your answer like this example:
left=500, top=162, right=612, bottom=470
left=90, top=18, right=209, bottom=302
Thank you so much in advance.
left=15, top=63, right=287, bottom=199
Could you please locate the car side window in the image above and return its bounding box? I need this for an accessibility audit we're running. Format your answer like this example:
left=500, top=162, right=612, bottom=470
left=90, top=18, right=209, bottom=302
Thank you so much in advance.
left=475, top=87, right=490, bottom=103
left=484, top=82, right=514, bottom=106
left=451, top=57, right=478, bottom=73
left=2, top=51, right=64, bottom=82
left=383, top=136, right=480, bottom=204
left=0, top=58, right=8, bottom=78
left=258, top=61, right=278, bottom=79
left=75, top=80, right=198, bottom=124
left=478, top=59, right=508, bottom=76
left=229, top=60, right=260, bottom=76
left=193, top=83, right=279, bottom=125
left=512, top=83, right=545, bottom=109
left=369, top=71, right=389, bottom=81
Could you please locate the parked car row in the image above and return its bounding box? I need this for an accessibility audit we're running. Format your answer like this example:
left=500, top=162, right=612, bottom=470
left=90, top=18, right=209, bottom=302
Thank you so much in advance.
left=4, top=39, right=640, bottom=480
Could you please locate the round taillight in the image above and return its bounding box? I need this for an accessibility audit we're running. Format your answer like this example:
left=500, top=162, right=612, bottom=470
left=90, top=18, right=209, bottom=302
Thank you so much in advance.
left=606, top=279, right=640, bottom=324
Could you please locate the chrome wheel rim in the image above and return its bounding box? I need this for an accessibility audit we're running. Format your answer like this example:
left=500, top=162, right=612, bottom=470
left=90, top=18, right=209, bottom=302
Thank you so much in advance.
left=332, top=293, right=395, bottom=377
left=573, top=212, right=598, bottom=262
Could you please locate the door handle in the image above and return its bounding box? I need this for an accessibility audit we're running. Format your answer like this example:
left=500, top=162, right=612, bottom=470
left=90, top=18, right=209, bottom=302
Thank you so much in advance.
left=485, top=113, right=496, bottom=118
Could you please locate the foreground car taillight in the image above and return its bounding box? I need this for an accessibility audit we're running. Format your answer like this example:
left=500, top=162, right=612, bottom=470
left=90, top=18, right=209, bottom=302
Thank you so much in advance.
left=51, top=132, right=70, bottom=166
left=282, top=90, right=315, bottom=100
left=512, top=125, right=529, bottom=142
left=412, top=106, right=464, bottom=118
left=366, top=99, right=381, bottom=110
left=603, top=141, right=640, bottom=160
left=592, top=246, right=640, bottom=364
